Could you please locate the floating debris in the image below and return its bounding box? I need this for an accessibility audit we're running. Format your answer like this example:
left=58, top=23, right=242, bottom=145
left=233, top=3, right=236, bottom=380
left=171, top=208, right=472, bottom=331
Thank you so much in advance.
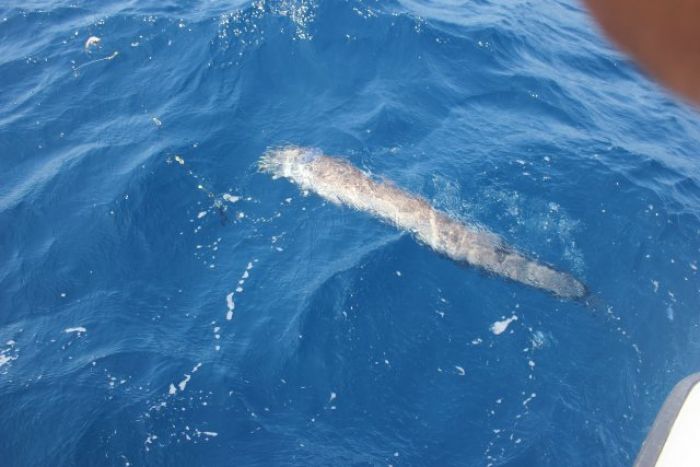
left=84, top=36, right=101, bottom=50
left=491, top=315, right=518, bottom=335
left=222, top=193, right=240, bottom=203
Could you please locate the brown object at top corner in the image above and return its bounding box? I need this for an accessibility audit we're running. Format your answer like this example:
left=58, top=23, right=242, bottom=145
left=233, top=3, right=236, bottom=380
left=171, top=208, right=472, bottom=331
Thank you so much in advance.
left=585, top=0, right=700, bottom=106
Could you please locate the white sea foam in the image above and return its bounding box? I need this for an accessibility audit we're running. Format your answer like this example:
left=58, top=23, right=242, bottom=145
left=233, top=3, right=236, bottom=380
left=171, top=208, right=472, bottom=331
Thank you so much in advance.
left=226, top=292, right=235, bottom=320
left=491, top=315, right=518, bottom=335
left=522, top=392, right=537, bottom=407
left=0, top=339, right=18, bottom=371
left=178, top=374, right=191, bottom=391
left=144, top=434, right=157, bottom=451
left=172, top=363, right=202, bottom=394
left=84, top=35, right=101, bottom=49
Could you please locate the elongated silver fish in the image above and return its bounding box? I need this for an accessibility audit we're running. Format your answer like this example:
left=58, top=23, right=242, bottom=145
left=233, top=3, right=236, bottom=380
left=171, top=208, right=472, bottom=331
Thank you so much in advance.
left=260, top=146, right=586, bottom=299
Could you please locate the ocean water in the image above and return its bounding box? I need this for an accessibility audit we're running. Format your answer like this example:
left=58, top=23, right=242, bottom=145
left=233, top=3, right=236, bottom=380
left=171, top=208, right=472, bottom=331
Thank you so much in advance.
left=2, top=0, right=700, bottom=465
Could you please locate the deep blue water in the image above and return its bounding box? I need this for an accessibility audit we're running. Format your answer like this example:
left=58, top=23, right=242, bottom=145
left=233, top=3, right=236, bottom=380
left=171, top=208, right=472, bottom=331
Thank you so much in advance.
left=2, top=0, right=700, bottom=465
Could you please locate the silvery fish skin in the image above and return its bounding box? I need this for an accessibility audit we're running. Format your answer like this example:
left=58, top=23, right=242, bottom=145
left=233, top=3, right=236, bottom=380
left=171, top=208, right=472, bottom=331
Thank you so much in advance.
left=260, top=146, right=587, bottom=299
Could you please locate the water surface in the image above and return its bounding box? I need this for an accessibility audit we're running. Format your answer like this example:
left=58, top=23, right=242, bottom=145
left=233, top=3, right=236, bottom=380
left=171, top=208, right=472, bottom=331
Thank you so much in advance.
left=2, top=0, right=700, bottom=465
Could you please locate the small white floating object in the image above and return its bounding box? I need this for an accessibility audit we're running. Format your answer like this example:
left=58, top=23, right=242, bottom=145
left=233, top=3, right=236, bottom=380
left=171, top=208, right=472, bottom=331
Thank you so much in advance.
left=84, top=36, right=101, bottom=50
left=174, top=155, right=185, bottom=165
left=226, top=292, right=235, bottom=320
left=152, top=117, right=162, bottom=127
left=329, top=392, right=337, bottom=403
left=178, top=374, right=191, bottom=392
left=197, top=211, right=207, bottom=219
left=491, top=315, right=518, bottom=335
left=455, top=365, right=466, bottom=376
left=64, top=327, right=87, bottom=334
left=223, top=193, right=240, bottom=203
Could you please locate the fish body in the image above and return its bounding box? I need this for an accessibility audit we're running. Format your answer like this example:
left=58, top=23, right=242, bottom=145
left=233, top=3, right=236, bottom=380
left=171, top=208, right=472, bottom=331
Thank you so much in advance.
left=260, top=146, right=586, bottom=299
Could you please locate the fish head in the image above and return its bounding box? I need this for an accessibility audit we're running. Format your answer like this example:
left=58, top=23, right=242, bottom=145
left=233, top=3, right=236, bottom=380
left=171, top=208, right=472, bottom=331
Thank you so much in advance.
left=259, top=146, right=317, bottom=178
